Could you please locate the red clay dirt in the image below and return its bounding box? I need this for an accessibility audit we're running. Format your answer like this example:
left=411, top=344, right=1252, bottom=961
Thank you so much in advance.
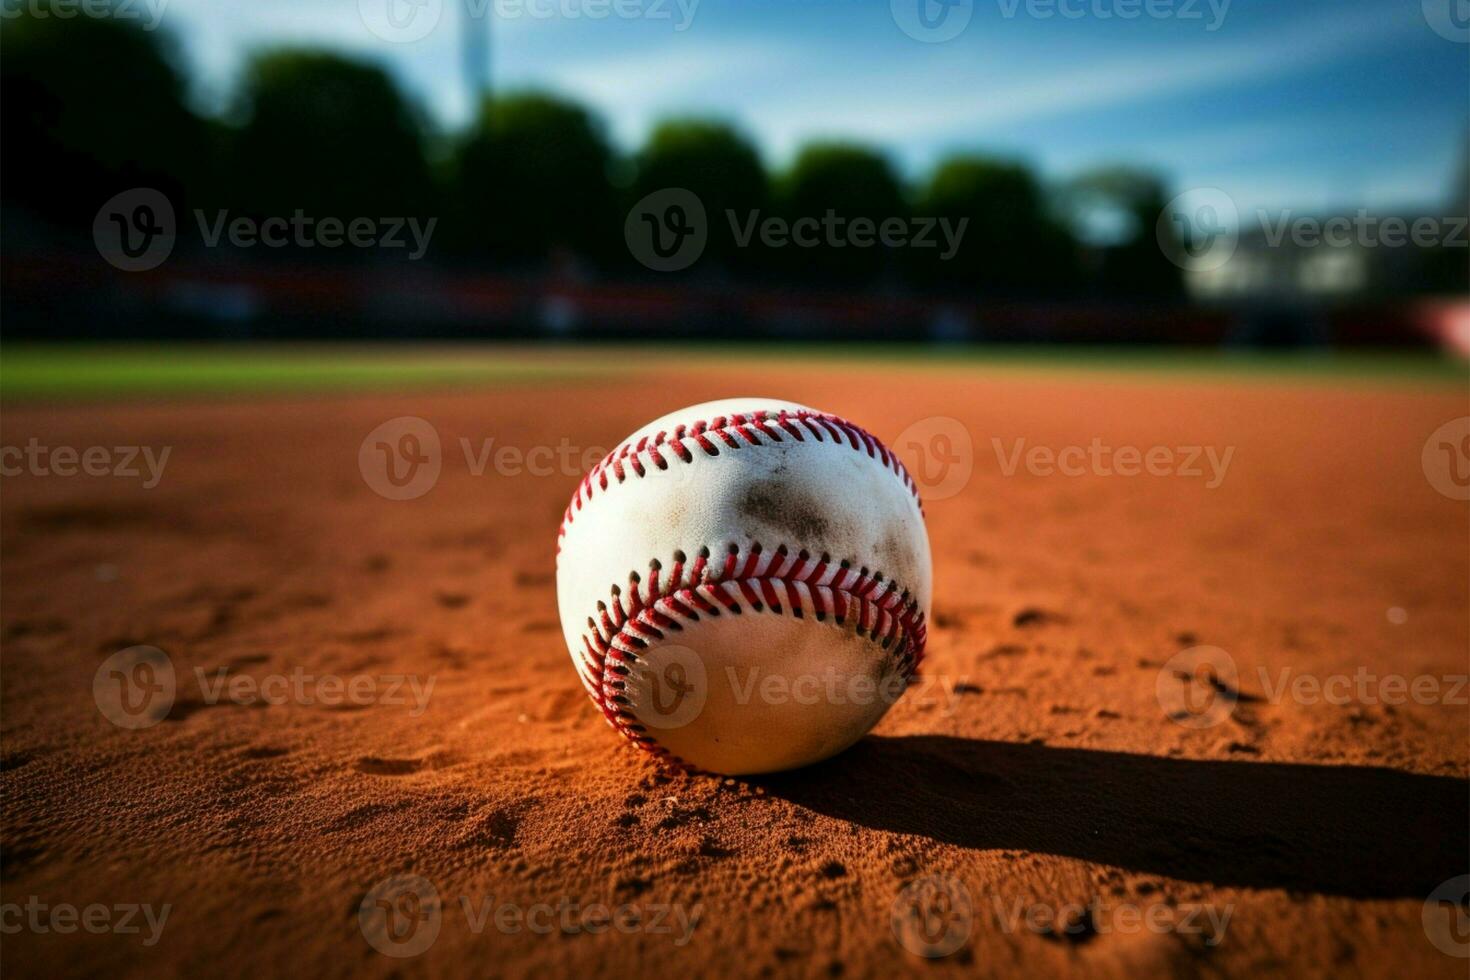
left=2, top=358, right=1467, bottom=978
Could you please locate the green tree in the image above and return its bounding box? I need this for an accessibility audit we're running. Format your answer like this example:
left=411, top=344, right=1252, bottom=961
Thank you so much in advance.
left=449, top=92, right=617, bottom=266
left=777, top=143, right=906, bottom=285
left=0, top=4, right=205, bottom=230
left=912, top=156, right=1078, bottom=295
left=632, top=119, right=768, bottom=273
left=226, top=51, right=433, bottom=228
left=1064, top=167, right=1182, bottom=298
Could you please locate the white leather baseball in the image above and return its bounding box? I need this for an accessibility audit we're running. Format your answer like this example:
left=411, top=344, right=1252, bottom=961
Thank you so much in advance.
left=556, top=398, right=932, bottom=775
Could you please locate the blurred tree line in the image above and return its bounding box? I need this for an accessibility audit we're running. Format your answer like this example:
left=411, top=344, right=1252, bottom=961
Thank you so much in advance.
left=0, top=5, right=1195, bottom=297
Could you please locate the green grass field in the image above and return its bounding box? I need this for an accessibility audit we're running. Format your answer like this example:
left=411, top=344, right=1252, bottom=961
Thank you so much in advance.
left=2, top=343, right=1465, bottom=399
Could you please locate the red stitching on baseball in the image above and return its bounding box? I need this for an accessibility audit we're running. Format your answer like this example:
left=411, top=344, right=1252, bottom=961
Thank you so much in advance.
left=576, top=542, right=928, bottom=771
left=558, top=409, right=922, bottom=547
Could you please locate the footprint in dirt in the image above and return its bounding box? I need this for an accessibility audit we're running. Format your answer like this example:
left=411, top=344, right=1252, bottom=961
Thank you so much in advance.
left=514, top=571, right=553, bottom=589
left=241, top=745, right=290, bottom=760
left=535, top=686, right=589, bottom=723
left=449, top=804, right=524, bottom=850
left=1013, top=607, right=1066, bottom=628
left=355, top=756, right=425, bottom=776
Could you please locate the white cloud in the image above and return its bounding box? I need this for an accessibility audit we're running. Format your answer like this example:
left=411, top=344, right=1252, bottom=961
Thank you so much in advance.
left=733, top=4, right=1427, bottom=152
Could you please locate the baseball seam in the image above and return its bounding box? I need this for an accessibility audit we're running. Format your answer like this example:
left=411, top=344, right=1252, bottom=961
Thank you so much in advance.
left=578, top=542, right=928, bottom=770
left=558, top=409, right=923, bottom=547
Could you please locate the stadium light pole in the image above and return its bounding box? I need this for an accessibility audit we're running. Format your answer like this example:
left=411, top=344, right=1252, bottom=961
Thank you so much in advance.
left=462, top=0, right=490, bottom=112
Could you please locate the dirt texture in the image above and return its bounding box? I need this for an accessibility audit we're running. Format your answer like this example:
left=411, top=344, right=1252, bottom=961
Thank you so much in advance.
left=2, top=360, right=1467, bottom=978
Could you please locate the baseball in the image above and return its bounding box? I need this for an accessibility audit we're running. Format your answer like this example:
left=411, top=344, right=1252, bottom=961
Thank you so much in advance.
left=556, top=398, right=932, bottom=775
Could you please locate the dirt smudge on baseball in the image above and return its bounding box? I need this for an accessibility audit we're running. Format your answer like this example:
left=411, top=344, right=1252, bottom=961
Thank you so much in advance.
left=737, top=479, right=831, bottom=548
left=874, top=523, right=921, bottom=590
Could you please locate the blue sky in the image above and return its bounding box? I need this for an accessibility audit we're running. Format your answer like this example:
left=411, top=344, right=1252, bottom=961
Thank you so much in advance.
left=162, top=0, right=1468, bottom=213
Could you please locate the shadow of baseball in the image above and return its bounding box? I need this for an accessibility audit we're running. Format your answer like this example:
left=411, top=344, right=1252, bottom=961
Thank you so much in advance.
left=757, top=735, right=1468, bottom=899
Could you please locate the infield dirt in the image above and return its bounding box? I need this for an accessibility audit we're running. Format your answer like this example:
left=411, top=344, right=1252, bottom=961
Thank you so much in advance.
left=2, top=357, right=1467, bottom=978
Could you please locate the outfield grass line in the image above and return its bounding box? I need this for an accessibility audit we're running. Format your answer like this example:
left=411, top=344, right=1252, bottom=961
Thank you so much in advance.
left=625, top=343, right=1470, bottom=389
left=0, top=345, right=618, bottom=399
left=2, top=342, right=1465, bottom=399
